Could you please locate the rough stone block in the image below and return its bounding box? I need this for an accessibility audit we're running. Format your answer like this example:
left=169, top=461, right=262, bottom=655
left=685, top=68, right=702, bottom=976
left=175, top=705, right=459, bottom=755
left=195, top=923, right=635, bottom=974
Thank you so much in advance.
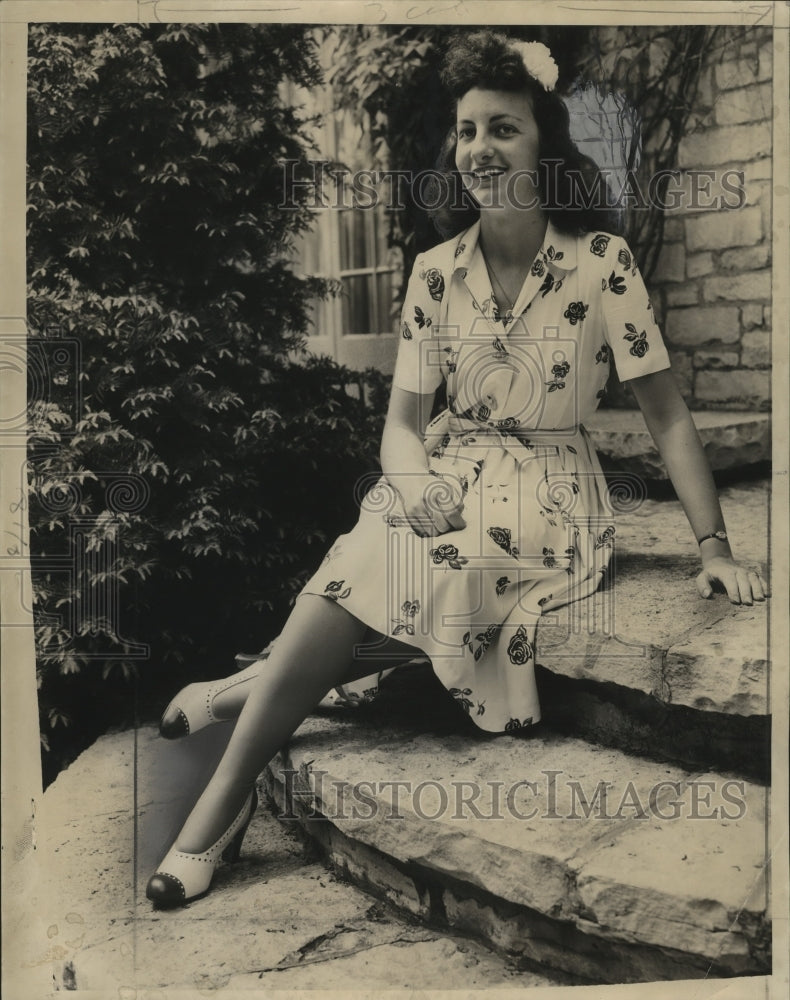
left=686, top=252, right=714, bottom=278
left=741, top=331, right=771, bottom=368
left=758, top=184, right=772, bottom=234
left=327, top=829, right=430, bottom=918
left=653, top=241, right=685, bottom=283
left=743, top=158, right=772, bottom=184
left=741, top=303, right=764, bottom=330
left=696, top=68, right=714, bottom=109
left=685, top=108, right=716, bottom=133
left=650, top=296, right=665, bottom=327
left=662, top=170, right=747, bottom=216
left=764, top=305, right=772, bottom=328
left=696, top=370, right=770, bottom=408
left=664, top=305, right=740, bottom=346
left=574, top=774, right=767, bottom=973
left=692, top=350, right=739, bottom=370
left=586, top=410, right=771, bottom=481
left=745, top=177, right=772, bottom=207
left=714, top=55, right=770, bottom=91
left=663, top=611, right=768, bottom=715
left=669, top=352, right=693, bottom=397
left=741, top=176, right=772, bottom=244
left=441, top=889, right=718, bottom=984
left=665, top=285, right=698, bottom=308
left=685, top=206, right=762, bottom=252
left=678, top=123, right=771, bottom=168
left=537, top=669, right=769, bottom=785
left=758, top=43, right=772, bottom=82
left=267, top=720, right=770, bottom=980
left=662, top=217, right=685, bottom=242
left=714, top=82, right=772, bottom=126
left=703, top=270, right=771, bottom=303
left=720, top=243, right=770, bottom=272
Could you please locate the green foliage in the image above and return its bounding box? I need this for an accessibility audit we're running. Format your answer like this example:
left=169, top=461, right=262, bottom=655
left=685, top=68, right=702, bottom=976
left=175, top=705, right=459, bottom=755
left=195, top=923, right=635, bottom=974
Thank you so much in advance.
left=27, top=23, right=389, bottom=783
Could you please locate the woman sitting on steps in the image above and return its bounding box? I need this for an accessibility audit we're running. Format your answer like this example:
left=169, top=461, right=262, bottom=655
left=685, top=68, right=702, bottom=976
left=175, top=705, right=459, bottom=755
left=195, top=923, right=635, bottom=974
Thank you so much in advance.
left=146, top=30, right=769, bottom=908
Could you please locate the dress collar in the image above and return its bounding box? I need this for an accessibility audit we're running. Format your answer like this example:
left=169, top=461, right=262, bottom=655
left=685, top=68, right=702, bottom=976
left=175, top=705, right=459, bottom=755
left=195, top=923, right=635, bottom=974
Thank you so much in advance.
left=451, top=218, right=579, bottom=279
left=451, top=218, right=578, bottom=326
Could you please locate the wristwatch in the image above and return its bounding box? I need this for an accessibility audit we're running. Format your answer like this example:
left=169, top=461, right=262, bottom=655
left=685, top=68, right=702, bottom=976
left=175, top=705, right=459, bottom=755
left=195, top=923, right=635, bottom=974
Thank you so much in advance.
left=697, top=530, right=728, bottom=545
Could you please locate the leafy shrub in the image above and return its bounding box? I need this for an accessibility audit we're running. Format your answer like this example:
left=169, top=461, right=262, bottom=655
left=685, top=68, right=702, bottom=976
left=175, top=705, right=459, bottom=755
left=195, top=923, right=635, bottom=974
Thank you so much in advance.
left=27, top=23, right=390, bottom=783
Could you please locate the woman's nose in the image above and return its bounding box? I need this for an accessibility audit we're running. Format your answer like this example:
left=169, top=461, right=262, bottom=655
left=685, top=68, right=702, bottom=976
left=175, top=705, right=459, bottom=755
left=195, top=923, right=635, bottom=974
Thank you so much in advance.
left=470, top=131, right=494, bottom=162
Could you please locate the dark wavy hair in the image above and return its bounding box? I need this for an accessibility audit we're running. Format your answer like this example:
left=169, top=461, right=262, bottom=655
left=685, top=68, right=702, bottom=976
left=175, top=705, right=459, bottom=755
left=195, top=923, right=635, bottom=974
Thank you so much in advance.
left=428, top=30, right=622, bottom=239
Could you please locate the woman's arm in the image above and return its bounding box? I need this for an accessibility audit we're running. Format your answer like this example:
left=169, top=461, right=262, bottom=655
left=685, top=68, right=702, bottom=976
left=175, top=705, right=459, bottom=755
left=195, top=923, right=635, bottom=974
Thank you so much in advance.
left=629, top=369, right=769, bottom=605
left=380, top=385, right=466, bottom=537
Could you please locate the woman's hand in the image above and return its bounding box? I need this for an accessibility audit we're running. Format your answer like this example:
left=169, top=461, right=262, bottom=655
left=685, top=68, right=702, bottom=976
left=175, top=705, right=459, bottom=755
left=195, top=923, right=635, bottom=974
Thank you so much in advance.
left=397, top=473, right=466, bottom=537
left=381, top=386, right=466, bottom=537
left=696, top=556, right=770, bottom=606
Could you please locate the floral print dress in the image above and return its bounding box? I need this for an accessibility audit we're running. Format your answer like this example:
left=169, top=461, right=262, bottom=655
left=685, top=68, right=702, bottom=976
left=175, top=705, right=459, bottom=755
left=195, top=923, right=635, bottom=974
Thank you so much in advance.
left=299, top=220, right=671, bottom=732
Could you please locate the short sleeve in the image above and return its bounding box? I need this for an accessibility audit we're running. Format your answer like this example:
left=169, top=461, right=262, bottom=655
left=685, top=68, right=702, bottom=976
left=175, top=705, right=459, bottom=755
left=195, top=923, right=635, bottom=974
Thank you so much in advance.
left=598, top=234, right=671, bottom=382
left=391, top=255, right=445, bottom=395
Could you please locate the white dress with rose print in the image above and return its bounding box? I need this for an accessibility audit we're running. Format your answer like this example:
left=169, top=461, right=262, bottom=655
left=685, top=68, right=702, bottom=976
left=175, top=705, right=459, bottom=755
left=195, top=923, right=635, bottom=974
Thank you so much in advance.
left=298, top=220, right=671, bottom=733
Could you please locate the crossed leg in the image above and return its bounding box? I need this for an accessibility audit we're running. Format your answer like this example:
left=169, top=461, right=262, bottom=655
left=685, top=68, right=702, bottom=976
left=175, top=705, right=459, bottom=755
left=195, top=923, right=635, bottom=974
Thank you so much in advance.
left=207, top=614, right=416, bottom=722
left=172, top=594, right=418, bottom=853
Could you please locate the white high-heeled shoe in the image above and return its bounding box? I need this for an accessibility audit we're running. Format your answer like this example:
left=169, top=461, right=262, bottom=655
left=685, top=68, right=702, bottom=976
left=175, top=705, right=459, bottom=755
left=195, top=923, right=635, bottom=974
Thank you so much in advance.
left=158, top=661, right=263, bottom=739
left=146, top=789, right=258, bottom=907
left=159, top=645, right=360, bottom=738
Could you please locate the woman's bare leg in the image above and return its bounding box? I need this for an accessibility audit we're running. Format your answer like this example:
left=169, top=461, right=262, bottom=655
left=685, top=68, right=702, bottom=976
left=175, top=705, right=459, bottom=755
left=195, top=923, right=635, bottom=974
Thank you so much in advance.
left=207, top=626, right=418, bottom=721
left=173, top=596, right=415, bottom=853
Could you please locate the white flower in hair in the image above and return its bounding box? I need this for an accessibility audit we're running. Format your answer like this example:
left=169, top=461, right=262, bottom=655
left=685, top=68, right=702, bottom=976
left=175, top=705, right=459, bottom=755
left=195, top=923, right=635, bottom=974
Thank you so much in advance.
left=511, top=41, right=559, bottom=92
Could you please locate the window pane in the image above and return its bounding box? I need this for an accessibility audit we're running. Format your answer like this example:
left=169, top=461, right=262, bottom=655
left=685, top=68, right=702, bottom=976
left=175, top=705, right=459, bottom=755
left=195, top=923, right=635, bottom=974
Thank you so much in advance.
left=376, top=271, right=395, bottom=334
left=298, top=225, right=322, bottom=274
left=341, top=274, right=372, bottom=335
left=289, top=226, right=325, bottom=337
left=339, top=209, right=368, bottom=271
left=373, top=203, right=390, bottom=263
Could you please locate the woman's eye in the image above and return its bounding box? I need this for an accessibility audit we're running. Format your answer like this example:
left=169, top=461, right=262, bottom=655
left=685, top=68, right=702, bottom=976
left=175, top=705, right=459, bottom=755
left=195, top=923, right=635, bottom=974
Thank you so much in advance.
left=496, top=124, right=517, bottom=136
left=456, top=127, right=473, bottom=140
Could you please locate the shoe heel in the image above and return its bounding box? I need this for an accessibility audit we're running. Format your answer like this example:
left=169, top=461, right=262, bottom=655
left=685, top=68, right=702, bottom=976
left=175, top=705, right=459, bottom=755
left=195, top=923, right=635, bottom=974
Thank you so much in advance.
left=222, top=792, right=257, bottom=864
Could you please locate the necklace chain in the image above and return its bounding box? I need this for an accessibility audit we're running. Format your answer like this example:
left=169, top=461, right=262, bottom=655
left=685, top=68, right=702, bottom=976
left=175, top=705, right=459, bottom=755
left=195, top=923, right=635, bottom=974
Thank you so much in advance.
left=485, top=257, right=517, bottom=321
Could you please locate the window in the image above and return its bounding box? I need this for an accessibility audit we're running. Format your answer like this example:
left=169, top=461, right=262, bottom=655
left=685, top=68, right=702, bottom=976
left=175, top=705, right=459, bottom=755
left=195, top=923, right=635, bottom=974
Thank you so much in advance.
left=283, top=65, right=402, bottom=373
left=337, top=196, right=399, bottom=336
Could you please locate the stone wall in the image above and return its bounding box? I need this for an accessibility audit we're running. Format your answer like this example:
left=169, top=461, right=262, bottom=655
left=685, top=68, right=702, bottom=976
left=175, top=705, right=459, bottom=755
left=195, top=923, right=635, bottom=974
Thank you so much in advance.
left=602, top=27, right=773, bottom=411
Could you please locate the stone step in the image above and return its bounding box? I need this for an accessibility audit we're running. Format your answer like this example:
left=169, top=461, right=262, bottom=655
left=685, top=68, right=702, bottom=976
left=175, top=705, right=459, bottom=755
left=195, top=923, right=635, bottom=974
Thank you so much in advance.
left=535, top=478, right=769, bottom=781
left=12, top=727, right=563, bottom=993
left=263, top=713, right=770, bottom=984
left=241, top=478, right=771, bottom=781
left=15, top=723, right=770, bottom=991
left=585, top=409, right=770, bottom=480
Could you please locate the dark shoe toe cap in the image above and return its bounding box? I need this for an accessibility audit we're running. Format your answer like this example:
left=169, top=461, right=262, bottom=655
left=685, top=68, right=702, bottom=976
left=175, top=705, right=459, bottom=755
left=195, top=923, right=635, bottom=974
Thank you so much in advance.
left=158, top=706, right=189, bottom=740
left=146, top=873, right=186, bottom=907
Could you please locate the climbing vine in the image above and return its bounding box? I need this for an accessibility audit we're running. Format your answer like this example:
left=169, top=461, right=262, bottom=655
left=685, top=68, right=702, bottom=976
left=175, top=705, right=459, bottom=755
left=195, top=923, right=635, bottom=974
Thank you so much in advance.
left=577, top=26, right=723, bottom=282
left=327, top=25, right=722, bottom=284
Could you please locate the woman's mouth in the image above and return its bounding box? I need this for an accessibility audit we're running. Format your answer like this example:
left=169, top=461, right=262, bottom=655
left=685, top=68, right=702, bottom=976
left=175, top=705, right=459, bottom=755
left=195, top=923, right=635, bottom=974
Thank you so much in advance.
left=471, top=167, right=506, bottom=180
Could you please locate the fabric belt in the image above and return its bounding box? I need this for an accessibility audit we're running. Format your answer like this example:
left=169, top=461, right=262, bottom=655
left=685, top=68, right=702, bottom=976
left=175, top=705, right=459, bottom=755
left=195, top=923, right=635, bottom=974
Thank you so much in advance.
left=424, top=408, right=611, bottom=512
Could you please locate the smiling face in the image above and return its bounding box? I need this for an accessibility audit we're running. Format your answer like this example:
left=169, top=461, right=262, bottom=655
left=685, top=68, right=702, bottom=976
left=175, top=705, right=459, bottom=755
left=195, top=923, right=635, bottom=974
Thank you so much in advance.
left=454, top=87, right=541, bottom=211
